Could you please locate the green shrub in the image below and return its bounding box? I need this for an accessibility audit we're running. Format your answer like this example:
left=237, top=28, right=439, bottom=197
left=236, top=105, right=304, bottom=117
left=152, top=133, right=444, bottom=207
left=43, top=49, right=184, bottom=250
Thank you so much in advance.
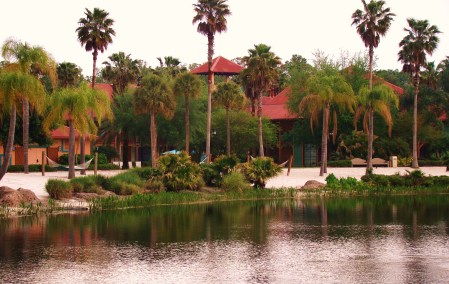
left=325, top=173, right=339, bottom=187
left=108, top=170, right=144, bottom=194
left=221, top=172, right=251, bottom=192
left=70, top=176, right=103, bottom=194
left=87, top=163, right=120, bottom=170
left=418, top=159, right=444, bottom=166
left=157, top=151, right=204, bottom=191
left=398, top=156, right=413, bottom=167
left=131, top=167, right=162, bottom=180
left=45, top=179, right=73, bottom=199
left=144, top=178, right=165, bottom=193
left=58, top=153, right=108, bottom=165
left=200, top=163, right=219, bottom=186
left=239, top=157, right=282, bottom=189
left=8, top=164, right=57, bottom=172
left=95, top=146, right=118, bottom=162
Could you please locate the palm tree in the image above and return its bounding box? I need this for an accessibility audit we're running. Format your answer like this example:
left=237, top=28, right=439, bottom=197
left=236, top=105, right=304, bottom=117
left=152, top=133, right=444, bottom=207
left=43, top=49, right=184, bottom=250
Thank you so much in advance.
left=134, top=74, right=175, bottom=167
left=1, top=39, right=57, bottom=174
left=192, top=0, right=231, bottom=163
left=298, top=67, right=355, bottom=176
left=421, top=62, right=439, bottom=90
left=398, top=18, right=440, bottom=168
left=101, top=52, right=141, bottom=169
left=76, top=7, right=115, bottom=174
left=57, top=62, right=82, bottom=88
left=43, top=83, right=112, bottom=178
left=173, top=72, right=203, bottom=153
left=212, top=81, right=245, bottom=156
left=352, top=0, right=395, bottom=172
left=0, top=71, right=46, bottom=180
left=354, top=84, right=398, bottom=144
left=242, top=44, right=281, bottom=157
left=102, top=51, right=141, bottom=94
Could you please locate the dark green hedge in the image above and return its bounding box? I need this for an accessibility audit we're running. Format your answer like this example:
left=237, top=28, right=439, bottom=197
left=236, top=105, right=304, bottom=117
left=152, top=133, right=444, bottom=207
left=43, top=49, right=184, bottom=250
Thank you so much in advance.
left=327, top=160, right=352, bottom=167
left=8, top=164, right=58, bottom=172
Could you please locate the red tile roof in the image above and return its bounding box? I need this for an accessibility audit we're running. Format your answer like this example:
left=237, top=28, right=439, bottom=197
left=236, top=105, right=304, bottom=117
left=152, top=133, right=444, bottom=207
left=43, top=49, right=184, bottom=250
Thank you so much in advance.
left=261, top=87, right=298, bottom=120
left=191, top=56, right=244, bottom=75
left=51, top=126, right=81, bottom=139
left=370, top=75, right=404, bottom=95
left=94, top=83, right=114, bottom=100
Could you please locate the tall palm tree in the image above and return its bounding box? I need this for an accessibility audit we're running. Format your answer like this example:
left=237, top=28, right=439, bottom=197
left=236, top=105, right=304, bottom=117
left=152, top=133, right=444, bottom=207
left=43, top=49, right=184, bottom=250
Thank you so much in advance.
left=192, top=0, right=231, bottom=163
left=421, top=62, right=439, bottom=90
left=0, top=71, right=46, bottom=180
left=57, top=62, right=82, bottom=88
left=242, top=44, right=281, bottom=157
left=76, top=7, right=115, bottom=174
left=133, top=74, right=175, bottom=167
left=212, top=81, right=245, bottom=156
left=354, top=84, right=398, bottom=141
left=43, top=83, right=112, bottom=178
left=352, top=0, right=395, bottom=172
left=298, top=67, right=355, bottom=176
left=398, top=18, right=440, bottom=168
left=1, top=39, right=57, bottom=174
left=173, top=72, right=203, bottom=153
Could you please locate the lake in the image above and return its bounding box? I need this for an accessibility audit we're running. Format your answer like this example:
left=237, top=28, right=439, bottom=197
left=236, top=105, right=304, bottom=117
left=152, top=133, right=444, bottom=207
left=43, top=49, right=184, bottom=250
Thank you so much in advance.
left=1, top=195, right=449, bottom=283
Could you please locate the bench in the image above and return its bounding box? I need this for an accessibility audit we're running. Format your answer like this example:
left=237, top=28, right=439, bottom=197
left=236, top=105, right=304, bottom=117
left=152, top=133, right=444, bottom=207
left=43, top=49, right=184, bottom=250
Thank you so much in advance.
left=351, top=157, right=390, bottom=167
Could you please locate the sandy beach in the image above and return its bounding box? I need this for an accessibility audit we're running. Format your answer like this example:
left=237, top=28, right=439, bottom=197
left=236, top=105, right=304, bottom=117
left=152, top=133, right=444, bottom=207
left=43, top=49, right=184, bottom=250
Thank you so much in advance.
left=1, top=166, right=448, bottom=200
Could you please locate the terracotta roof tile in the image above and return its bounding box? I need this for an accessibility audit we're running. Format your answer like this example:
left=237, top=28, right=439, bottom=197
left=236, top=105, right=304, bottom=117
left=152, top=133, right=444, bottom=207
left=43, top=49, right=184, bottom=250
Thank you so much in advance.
left=191, top=56, right=244, bottom=75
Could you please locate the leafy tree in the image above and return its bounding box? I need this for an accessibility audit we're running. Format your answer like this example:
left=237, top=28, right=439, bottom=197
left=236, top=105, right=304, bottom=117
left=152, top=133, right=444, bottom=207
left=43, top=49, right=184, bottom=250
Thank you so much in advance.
left=43, top=83, right=112, bottom=178
left=173, top=72, right=203, bottom=153
left=352, top=0, right=395, bottom=172
left=0, top=71, right=46, bottom=180
left=57, top=62, right=82, bottom=88
left=155, top=56, right=186, bottom=79
left=354, top=84, right=398, bottom=154
left=192, top=0, right=231, bottom=163
left=242, top=44, right=281, bottom=157
left=1, top=39, right=57, bottom=174
left=134, top=74, right=175, bottom=167
left=101, top=52, right=141, bottom=94
left=298, top=65, right=355, bottom=176
left=398, top=18, right=440, bottom=168
left=212, top=81, right=245, bottom=156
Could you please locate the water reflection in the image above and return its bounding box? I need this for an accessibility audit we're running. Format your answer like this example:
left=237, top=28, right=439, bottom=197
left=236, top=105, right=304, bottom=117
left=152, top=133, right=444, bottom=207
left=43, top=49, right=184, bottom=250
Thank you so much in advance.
left=1, top=195, right=449, bottom=283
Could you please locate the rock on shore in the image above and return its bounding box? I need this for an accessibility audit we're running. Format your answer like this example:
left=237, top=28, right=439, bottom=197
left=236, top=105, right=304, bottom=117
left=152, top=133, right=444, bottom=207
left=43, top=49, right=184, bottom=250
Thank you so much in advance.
left=0, top=186, right=41, bottom=207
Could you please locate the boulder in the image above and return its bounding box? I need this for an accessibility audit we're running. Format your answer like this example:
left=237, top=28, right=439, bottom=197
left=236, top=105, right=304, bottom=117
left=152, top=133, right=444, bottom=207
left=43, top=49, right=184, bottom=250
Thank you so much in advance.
left=0, top=186, right=41, bottom=207
left=299, top=180, right=326, bottom=190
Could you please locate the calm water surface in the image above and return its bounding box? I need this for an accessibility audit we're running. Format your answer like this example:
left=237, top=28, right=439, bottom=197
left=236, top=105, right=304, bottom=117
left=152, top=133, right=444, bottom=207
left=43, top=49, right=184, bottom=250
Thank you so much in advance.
left=1, top=195, right=449, bottom=283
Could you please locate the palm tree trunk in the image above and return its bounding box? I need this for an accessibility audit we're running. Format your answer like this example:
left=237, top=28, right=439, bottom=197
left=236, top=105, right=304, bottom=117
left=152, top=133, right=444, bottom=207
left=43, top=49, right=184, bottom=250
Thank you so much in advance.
left=412, top=73, right=420, bottom=168
left=0, top=107, right=17, bottom=181
left=258, top=93, right=264, bottom=157
left=226, top=108, right=231, bottom=156
left=185, top=95, right=190, bottom=154
left=92, top=49, right=98, bottom=88
left=324, top=106, right=329, bottom=174
left=150, top=113, right=158, bottom=167
left=68, top=120, right=76, bottom=179
left=80, top=135, right=86, bottom=175
left=206, top=34, right=214, bottom=163
left=367, top=107, right=374, bottom=173
left=22, top=98, right=29, bottom=174
left=320, top=104, right=329, bottom=176
left=122, top=128, right=130, bottom=169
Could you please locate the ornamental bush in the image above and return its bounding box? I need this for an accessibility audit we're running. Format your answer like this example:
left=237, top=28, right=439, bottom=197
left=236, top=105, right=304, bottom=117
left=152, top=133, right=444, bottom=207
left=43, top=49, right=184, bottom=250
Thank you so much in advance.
left=239, top=157, right=282, bottom=189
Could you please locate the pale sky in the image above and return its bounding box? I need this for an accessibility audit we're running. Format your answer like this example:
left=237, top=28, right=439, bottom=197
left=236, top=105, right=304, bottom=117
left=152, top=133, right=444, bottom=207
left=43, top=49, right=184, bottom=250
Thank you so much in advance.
left=1, top=0, right=447, bottom=76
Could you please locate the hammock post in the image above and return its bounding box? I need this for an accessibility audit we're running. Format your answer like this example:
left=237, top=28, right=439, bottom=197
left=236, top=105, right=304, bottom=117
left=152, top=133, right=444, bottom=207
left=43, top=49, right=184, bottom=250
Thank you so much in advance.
left=41, top=151, right=45, bottom=176
left=94, top=152, right=98, bottom=176
left=287, top=155, right=293, bottom=176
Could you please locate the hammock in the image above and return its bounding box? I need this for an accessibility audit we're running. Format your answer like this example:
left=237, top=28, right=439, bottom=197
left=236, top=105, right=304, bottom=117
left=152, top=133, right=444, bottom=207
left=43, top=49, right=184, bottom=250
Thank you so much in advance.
left=46, top=156, right=94, bottom=170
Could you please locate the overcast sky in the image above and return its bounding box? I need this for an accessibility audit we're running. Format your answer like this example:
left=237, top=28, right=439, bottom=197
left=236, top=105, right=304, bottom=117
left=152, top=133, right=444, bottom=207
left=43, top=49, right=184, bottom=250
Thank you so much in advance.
left=1, top=0, right=447, bottom=76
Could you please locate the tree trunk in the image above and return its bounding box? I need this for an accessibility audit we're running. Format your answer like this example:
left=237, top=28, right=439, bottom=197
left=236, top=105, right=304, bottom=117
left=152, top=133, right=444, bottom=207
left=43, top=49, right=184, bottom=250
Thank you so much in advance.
left=226, top=108, right=231, bottom=156
left=150, top=113, right=158, bottom=167
left=122, top=128, right=130, bottom=169
left=0, top=107, right=17, bottom=181
left=258, top=93, right=264, bottom=157
left=92, top=49, right=98, bottom=88
left=185, top=95, right=190, bottom=154
left=80, top=135, right=86, bottom=175
left=22, top=98, right=29, bottom=174
left=412, top=72, right=420, bottom=168
left=68, top=120, right=76, bottom=179
left=320, top=103, right=329, bottom=176
left=324, top=106, right=329, bottom=174
left=206, top=33, right=214, bottom=163
left=367, top=107, right=374, bottom=173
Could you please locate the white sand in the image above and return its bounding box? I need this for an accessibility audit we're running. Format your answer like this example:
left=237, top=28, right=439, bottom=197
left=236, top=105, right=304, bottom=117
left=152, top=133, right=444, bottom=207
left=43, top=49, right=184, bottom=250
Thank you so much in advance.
left=1, top=167, right=448, bottom=199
